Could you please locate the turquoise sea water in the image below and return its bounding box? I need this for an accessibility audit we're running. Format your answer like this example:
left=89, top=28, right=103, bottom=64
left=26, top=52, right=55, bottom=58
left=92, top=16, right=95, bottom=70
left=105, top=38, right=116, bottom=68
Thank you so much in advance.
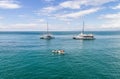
left=0, top=31, right=120, bottom=79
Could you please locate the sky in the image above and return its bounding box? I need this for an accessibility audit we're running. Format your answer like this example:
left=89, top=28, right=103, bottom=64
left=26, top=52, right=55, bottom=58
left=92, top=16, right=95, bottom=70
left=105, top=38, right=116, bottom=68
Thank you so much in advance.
left=0, top=0, right=120, bottom=31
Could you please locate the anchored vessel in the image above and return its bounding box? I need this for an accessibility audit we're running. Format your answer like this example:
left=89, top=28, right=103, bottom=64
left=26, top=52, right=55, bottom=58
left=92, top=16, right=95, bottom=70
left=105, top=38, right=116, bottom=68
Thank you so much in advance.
left=40, top=22, right=55, bottom=40
left=73, top=20, right=95, bottom=40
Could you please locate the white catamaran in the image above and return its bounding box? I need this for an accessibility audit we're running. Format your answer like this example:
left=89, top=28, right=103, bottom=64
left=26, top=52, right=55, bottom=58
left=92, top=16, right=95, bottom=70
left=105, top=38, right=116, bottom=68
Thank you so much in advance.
left=73, top=20, right=95, bottom=40
left=40, top=22, right=55, bottom=40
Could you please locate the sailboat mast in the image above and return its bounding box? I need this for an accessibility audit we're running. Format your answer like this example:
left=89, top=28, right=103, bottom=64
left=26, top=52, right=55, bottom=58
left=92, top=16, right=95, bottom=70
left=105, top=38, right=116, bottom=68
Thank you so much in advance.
left=82, top=20, right=84, bottom=34
left=47, top=21, right=49, bottom=34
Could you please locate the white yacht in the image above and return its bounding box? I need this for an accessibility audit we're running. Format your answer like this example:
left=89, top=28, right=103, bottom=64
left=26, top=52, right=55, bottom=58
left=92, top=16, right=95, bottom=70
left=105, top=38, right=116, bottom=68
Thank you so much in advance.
left=40, top=22, right=55, bottom=40
left=73, top=20, right=95, bottom=40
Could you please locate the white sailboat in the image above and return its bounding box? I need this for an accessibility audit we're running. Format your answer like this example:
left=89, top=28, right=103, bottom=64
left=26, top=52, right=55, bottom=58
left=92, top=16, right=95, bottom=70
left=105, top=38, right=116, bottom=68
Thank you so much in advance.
left=40, top=22, right=55, bottom=40
left=73, top=20, right=95, bottom=40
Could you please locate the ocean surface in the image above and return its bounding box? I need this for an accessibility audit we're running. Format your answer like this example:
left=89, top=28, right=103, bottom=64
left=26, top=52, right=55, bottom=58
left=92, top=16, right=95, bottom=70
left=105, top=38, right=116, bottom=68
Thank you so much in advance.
left=0, top=31, right=120, bottom=79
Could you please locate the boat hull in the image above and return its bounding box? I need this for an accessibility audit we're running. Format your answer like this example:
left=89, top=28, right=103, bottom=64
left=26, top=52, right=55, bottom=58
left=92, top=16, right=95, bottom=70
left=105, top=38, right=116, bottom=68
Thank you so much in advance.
left=73, top=34, right=95, bottom=40
left=40, top=35, right=55, bottom=40
left=73, top=37, right=95, bottom=40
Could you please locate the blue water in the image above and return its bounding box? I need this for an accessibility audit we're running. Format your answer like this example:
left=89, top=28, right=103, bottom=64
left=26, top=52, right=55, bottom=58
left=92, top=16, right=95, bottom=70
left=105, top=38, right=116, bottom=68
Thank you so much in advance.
left=0, top=31, right=120, bottom=79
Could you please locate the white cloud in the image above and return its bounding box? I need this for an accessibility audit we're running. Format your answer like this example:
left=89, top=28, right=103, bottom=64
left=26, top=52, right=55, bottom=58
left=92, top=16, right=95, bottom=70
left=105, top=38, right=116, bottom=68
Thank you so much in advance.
left=100, top=12, right=120, bottom=19
left=0, top=16, right=4, bottom=19
left=84, top=0, right=116, bottom=6
left=101, top=21, right=120, bottom=29
left=59, top=0, right=84, bottom=9
left=18, top=14, right=27, bottom=18
left=112, top=4, right=120, bottom=9
left=0, top=23, right=40, bottom=31
left=38, top=0, right=116, bottom=15
left=59, top=8, right=100, bottom=18
left=44, top=0, right=54, bottom=2
left=0, top=22, right=53, bottom=31
left=0, top=22, right=79, bottom=31
left=0, top=0, right=21, bottom=9
left=41, top=6, right=58, bottom=13
left=10, top=23, right=38, bottom=28
left=59, top=0, right=116, bottom=9
left=58, top=17, right=73, bottom=22
left=100, top=12, right=120, bottom=29
left=34, top=19, right=45, bottom=23
left=37, top=7, right=100, bottom=21
left=35, top=6, right=59, bottom=16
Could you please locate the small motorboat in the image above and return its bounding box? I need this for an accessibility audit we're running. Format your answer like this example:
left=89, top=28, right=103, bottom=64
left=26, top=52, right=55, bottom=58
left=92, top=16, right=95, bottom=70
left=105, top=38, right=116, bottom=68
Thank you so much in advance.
left=52, top=50, right=64, bottom=55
